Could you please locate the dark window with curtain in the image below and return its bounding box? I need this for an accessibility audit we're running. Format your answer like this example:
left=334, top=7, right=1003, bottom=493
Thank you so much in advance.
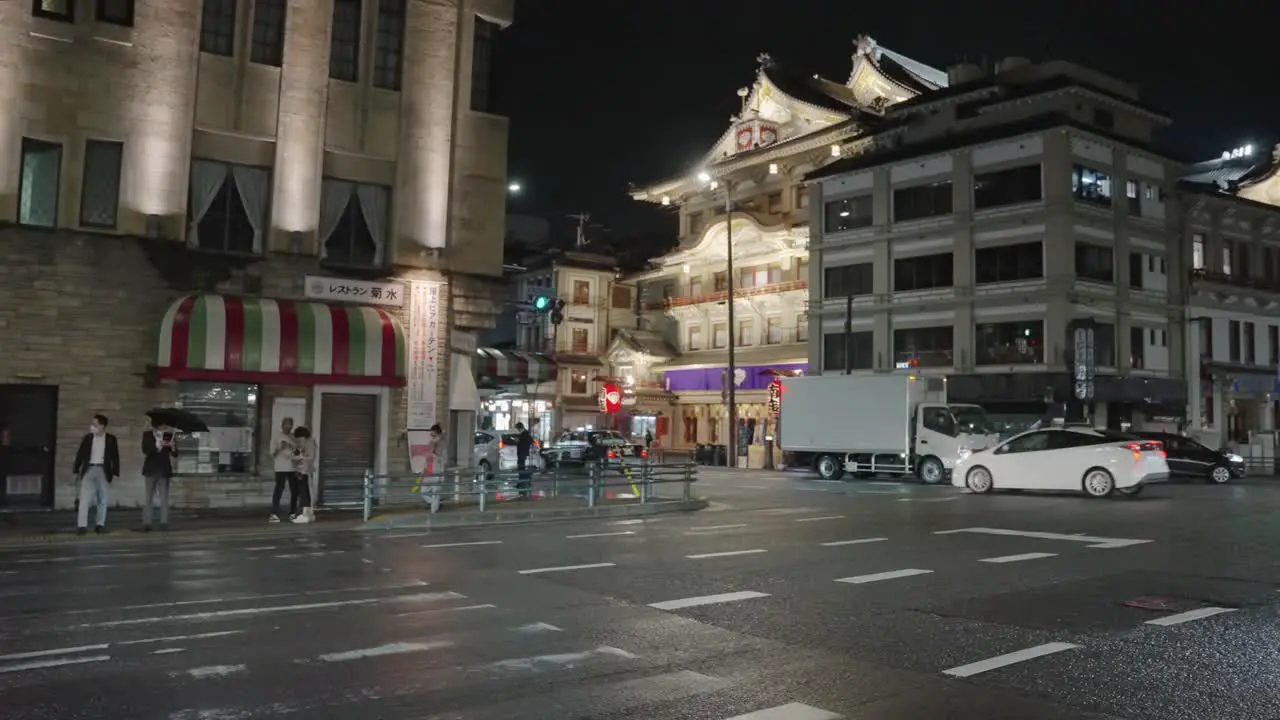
left=200, top=0, right=236, bottom=56
left=975, top=320, right=1044, bottom=365
left=975, top=242, right=1042, bottom=284
left=893, top=326, right=953, bottom=368
left=18, top=138, right=62, bottom=229
left=80, top=140, right=124, bottom=229
left=188, top=161, right=271, bottom=255
left=250, top=0, right=288, bottom=67
left=823, top=263, right=873, bottom=298
left=373, top=0, right=407, bottom=90
left=33, top=0, right=74, bottom=22
left=1075, top=242, right=1114, bottom=283
left=96, top=0, right=135, bottom=25
left=823, top=331, right=873, bottom=371
left=893, top=181, right=952, bottom=222
left=894, top=253, right=953, bottom=291
left=973, top=164, right=1042, bottom=209
left=824, top=195, right=873, bottom=232
left=329, top=0, right=361, bottom=81
left=470, top=16, right=499, bottom=112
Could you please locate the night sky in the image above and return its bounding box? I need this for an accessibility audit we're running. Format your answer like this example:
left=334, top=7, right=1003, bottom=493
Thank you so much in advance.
left=495, top=1, right=1278, bottom=250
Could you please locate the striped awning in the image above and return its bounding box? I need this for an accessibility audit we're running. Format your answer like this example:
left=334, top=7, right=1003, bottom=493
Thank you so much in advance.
left=475, top=348, right=557, bottom=384
left=156, top=295, right=406, bottom=386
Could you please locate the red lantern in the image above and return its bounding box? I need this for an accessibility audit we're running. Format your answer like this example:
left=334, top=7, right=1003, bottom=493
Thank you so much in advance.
left=599, top=383, right=622, bottom=413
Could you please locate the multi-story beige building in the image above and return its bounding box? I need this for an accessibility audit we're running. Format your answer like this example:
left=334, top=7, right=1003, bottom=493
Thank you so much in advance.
left=629, top=37, right=946, bottom=456
left=1180, top=145, right=1280, bottom=453
left=807, top=58, right=1185, bottom=433
left=0, top=0, right=513, bottom=511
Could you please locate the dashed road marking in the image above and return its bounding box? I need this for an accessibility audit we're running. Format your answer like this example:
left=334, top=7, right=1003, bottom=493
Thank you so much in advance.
left=686, top=549, right=768, bottom=559
left=943, top=642, right=1079, bottom=678
left=820, top=537, right=888, bottom=547
left=834, top=568, right=933, bottom=585
left=184, top=664, right=247, bottom=679
left=0, top=655, right=111, bottom=674
left=316, top=641, right=453, bottom=663
left=794, top=515, right=845, bottom=523
left=518, top=562, right=616, bottom=575
left=421, top=540, right=504, bottom=549
left=724, top=703, right=843, bottom=720
left=979, top=552, right=1058, bottom=564
left=685, top=524, right=747, bottom=533
left=934, top=527, right=1153, bottom=549
left=565, top=531, right=635, bottom=539
left=0, top=644, right=108, bottom=661
left=1145, top=607, right=1237, bottom=626
left=649, top=591, right=770, bottom=610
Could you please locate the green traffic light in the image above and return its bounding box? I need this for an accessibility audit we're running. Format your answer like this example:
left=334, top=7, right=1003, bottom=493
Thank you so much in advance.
left=533, top=296, right=550, bottom=311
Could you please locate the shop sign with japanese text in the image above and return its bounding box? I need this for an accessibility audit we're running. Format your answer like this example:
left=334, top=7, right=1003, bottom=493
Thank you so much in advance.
left=305, top=275, right=405, bottom=307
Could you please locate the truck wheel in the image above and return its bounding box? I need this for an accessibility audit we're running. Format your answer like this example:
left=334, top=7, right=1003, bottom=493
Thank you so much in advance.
left=816, top=455, right=844, bottom=481
left=917, top=456, right=944, bottom=484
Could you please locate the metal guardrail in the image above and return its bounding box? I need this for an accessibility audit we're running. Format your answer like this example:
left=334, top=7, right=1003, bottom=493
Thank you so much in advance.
left=360, top=461, right=698, bottom=522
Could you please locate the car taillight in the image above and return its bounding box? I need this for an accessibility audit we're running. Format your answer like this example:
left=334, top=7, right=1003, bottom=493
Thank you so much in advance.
left=607, top=450, right=617, bottom=459
left=640, top=449, right=648, bottom=459
left=1125, top=441, right=1164, bottom=460
left=533, top=440, right=540, bottom=448
left=497, top=440, right=504, bottom=450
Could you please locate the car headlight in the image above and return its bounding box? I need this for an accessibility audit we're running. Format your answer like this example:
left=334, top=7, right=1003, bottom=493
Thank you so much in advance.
left=957, top=446, right=971, bottom=460
left=1227, top=453, right=1244, bottom=463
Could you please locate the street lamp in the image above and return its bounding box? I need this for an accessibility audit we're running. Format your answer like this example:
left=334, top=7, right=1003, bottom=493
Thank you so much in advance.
left=700, top=171, right=739, bottom=467
left=508, top=182, right=522, bottom=194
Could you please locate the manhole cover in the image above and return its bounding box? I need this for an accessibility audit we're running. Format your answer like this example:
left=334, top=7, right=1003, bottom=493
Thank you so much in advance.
left=1121, top=596, right=1207, bottom=612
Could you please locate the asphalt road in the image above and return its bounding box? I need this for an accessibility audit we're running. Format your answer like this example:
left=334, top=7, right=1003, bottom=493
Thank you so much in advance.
left=3, top=470, right=1279, bottom=719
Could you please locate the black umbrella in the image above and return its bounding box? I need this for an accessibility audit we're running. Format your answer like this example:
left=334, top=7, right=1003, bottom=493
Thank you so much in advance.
left=146, top=408, right=210, bottom=433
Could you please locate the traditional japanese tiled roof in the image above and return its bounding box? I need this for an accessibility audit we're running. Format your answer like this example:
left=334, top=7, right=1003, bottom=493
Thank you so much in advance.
left=760, top=62, right=854, bottom=114
left=612, top=329, right=679, bottom=359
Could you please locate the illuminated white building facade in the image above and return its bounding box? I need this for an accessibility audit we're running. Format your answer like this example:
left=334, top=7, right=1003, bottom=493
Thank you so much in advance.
left=0, top=0, right=514, bottom=509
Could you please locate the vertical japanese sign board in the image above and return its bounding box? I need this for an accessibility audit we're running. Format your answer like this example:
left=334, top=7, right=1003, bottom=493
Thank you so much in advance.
left=1073, top=323, right=1096, bottom=402
left=407, top=280, right=443, bottom=430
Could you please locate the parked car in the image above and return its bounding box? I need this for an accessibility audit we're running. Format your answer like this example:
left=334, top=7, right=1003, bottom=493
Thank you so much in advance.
left=543, top=430, right=631, bottom=466
left=1132, top=431, right=1245, bottom=484
left=472, top=431, right=542, bottom=476
left=953, top=427, right=1169, bottom=497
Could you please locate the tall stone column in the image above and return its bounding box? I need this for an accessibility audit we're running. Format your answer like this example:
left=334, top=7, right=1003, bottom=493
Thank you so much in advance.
left=395, top=0, right=460, bottom=256
left=269, top=0, right=335, bottom=253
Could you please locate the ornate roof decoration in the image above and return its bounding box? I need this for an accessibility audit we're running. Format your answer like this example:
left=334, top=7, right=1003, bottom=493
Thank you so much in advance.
left=632, top=35, right=946, bottom=204
left=1183, top=144, right=1280, bottom=209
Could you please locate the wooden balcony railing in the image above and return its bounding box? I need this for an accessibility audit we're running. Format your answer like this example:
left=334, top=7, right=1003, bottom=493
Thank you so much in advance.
left=648, top=279, right=808, bottom=310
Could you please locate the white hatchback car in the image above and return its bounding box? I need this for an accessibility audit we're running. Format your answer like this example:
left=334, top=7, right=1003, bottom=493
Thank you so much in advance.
left=953, top=427, right=1170, bottom=497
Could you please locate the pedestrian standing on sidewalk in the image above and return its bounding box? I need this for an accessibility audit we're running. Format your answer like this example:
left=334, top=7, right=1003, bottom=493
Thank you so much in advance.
left=74, top=414, right=119, bottom=536
left=419, top=423, right=444, bottom=514
left=270, top=417, right=297, bottom=523
left=141, top=420, right=178, bottom=532
left=515, top=422, right=533, bottom=498
left=291, top=426, right=317, bottom=524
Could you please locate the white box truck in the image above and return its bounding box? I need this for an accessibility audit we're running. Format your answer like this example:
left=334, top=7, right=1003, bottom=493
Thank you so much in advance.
left=779, top=374, right=1000, bottom=483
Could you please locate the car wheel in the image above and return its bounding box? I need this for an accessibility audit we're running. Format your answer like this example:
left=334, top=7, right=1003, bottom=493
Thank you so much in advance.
left=965, top=466, right=994, bottom=494
left=1209, top=465, right=1232, bottom=484
left=917, top=456, right=945, bottom=485
left=1118, top=485, right=1144, bottom=497
left=816, top=454, right=844, bottom=481
left=1082, top=467, right=1115, bottom=498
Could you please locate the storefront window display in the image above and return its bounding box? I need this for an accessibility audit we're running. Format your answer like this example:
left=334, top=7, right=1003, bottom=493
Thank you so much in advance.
left=173, top=382, right=259, bottom=474
left=482, top=398, right=555, bottom=443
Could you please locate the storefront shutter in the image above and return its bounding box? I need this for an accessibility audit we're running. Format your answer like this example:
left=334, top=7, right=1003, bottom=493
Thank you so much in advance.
left=318, top=393, right=378, bottom=507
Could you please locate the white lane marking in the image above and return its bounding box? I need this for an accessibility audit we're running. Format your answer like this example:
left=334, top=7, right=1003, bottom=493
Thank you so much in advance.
left=243, top=546, right=277, bottom=551
left=15, top=557, right=72, bottom=564
left=110, top=580, right=430, bottom=612
left=685, top=549, right=768, bottom=559
left=153, top=648, right=185, bottom=655
left=487, top=646, right=636, bottom=671
left=382, top=532, right=436, bottom=539
left=565, top=531, right=635, bottom=539
left=82, top=592, right=463, bottom=628
left=934, top=527, right=1153, bottom=549
left=868, top=481, right=900, bottom=486
left=920, top=497, right=959, bottom=503
left=513, top=622, right=562, bottom=633
left=1145, top=607, right=1238, bottom=626
left=0, top=655, right=111, bottom=674
left=0, top=644, right=109, bottom=661
left=724, top=702, right=844, bottom=720
left=421, top=540, right=504, bottom=548
left=317, top=641, right=453, bottom=663
left=835, top=569, right=933, bottom=584
left=185, top=664, right=247, bottom=679
left=395, top=603, right=496, bottom=618
left=979, top=552, right=1059, bottom=564
left=518, top=562, right=616, bottom=575
left=755, top=507, right=819, bottom=515
left=118, top=631, right=243, bottom=646
left=685, top=524, right=747, bottom=532
left=896, top=498, right=914, bottom=503
left=361, top=558, right=375, bottom=564
left=794, top=515, right=845, bottom=523
left=942, top=642, right=1079, bottom=678
left=273, top=551, right=345, bottom=559
left=649, top=591, right=770, bottom=610
left=741, top=485, right=769, bottom=489
left=821, top=537, right=887, bottom=547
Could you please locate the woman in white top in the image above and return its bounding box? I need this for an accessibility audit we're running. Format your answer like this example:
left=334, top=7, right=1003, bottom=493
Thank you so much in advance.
left=291, top=426, right=317, bottom=523
left=270, top=417, right=297, bottom=522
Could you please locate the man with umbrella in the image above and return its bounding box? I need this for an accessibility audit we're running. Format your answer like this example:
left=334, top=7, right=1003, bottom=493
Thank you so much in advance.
left=141, top=408, right=208, bottom=531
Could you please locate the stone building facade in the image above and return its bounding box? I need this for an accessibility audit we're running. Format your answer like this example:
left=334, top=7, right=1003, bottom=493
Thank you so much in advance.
left=0, top=0, right=514, bottom=511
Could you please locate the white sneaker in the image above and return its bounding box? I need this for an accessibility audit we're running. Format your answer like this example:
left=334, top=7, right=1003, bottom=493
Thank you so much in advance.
left=269, top=514, right=281, bottom=523
left=291, top=514, right=310, bottom=524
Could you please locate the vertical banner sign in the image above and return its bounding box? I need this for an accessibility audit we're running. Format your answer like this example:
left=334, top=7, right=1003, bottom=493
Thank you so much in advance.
left=599, top=383, right=622, bottom=414
left=1073, top=325, right=1096, bottom=401
left=767, top=380, right=782, bottom=415
left=408, top=281, right=443, bottom=429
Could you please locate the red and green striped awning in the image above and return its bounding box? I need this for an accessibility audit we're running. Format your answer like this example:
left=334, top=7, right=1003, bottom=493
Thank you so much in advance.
left=156, top=295, right=406, bottom=386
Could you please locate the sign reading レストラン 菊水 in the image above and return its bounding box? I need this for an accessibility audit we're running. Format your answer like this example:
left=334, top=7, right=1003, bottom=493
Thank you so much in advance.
left=304, top=275, right=405, bottom=307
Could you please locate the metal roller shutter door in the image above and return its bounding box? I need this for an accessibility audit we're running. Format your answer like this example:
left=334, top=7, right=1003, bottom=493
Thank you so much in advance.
left=318, top=393, right=377, bottom=508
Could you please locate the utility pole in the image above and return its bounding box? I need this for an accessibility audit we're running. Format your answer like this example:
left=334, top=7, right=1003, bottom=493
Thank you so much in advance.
left=724, top=186, right=738, bottom=468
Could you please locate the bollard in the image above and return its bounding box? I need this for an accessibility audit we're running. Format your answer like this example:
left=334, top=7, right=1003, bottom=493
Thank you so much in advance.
left=682, top=463, right=692, bottom=502
left=362, top=469, right=373, bottom=522
left=588, top=463, right=597, bottom=508
left=478, top=471, right=486, bottom=512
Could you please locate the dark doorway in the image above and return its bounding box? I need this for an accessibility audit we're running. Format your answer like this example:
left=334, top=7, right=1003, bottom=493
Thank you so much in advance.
left=317, top=393, right=377, bottom=508
left=0, top=384, right=59, bottom=509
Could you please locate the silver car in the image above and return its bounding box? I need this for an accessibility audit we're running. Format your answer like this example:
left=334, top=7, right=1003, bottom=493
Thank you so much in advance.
left=543, top=430, right=631, bottom=466
left=472, top=431, right=543, bottom=475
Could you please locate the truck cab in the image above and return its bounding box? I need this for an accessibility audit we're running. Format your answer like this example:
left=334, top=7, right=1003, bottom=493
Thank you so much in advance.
left=912, top=402, right=1000, bottom=483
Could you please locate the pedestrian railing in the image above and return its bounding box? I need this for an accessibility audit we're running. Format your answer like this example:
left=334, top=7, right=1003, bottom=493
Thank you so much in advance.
left=360, top=461, right=698, bottom=522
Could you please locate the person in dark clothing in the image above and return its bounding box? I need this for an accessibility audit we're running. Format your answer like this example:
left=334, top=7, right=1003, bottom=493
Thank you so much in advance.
left=141, top=419, right=178, bottom=532
left=514, top=422, right=533, bottom=498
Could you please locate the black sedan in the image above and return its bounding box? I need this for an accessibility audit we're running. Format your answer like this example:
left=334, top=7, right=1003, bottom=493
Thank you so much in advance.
left=1134, top=431, right=1246, bottom=484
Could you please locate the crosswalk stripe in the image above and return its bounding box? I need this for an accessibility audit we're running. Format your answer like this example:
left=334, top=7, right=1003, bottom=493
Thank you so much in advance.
left=649, top=591, right=770, bottom=610
left=724, top=702, right=843, bottom=719
left=834, top=569, right=932, bottom=584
